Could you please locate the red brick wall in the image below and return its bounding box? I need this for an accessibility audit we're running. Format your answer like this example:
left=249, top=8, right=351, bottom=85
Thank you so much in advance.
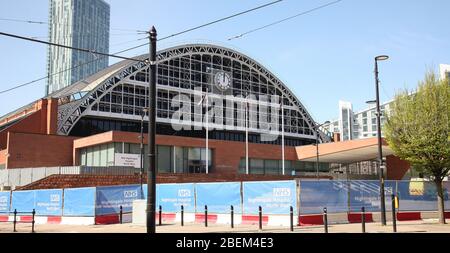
left=386, top=155, right=410, bottom=180
left=0, top=98, right=58, bottom=149
left=6, top=132, right=78, bottom=169
left=0, top=111, right=43, bottom=150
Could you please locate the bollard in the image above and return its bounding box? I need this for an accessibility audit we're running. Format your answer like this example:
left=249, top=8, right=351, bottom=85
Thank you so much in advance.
left=13, top=209, right=17, bottom=232
left=258, top=206, right=263, bottom=231
left=392, top=194, right=397, bottom=233
left=323, top=207, right=328, bottom=233
left=159, top=205, right=162, bottom=226
left=230, top=205, right=234, bottom=229
left=181, top=205, right=184, bottom=227
left=31, top=209, right=35, bottom=233
left=361, top=206, right=366, bottom=233
left=205, top=205, right=208, bottom=227
left=290, top=206, right=294, bottom=232
left=119, top=205, right=123, bottom=224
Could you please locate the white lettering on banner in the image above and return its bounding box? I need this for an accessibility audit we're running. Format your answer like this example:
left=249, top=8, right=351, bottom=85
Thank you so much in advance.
left=124, top=190, right=138, bottom=198
left=272, top=188, right=291, bottom=197
left=50, top=194, right=60, bottom=202
left=0, top=196, right=6, bottom=202
left=114, top=153, right=140, bottom=168
left=178, top=189, right=191, bottom=197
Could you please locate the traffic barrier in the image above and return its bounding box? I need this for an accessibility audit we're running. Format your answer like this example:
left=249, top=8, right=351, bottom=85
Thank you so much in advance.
left=299, top=214, right=324, bottom=226
left=396, top=212, right=421, bottom=221
left=348, top=211, right=374, bottom=223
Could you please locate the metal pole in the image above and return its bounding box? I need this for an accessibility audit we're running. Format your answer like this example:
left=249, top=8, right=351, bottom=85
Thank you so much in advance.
left=159, top=205, right=162, bottom=226
left=119, top=205, right=123, bottom=224
left=361, top=206, right=366, bottom=233
left=323, top=207, right=328, bottom=233
left=31, top=209, right=35, bottom=233
left=13, top=209, right=17, bottom=232
left=146, top=26, right=157, bottom=234
left=290, top=206, right=294, bottom=232
left=231, top=205, right=234, bottom=228
left=392, top=194, right=397, bottom=233
left=181, top=205, right=184, bottom=226
left=258, top=206, right=262, bottom=231
left=205, top=205, right=208, bottom=227
left=375, top=58, right=386, bottom=226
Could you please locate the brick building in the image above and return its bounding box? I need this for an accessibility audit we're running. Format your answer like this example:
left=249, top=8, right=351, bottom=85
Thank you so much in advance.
left=0, top=44, right=410, bottom=189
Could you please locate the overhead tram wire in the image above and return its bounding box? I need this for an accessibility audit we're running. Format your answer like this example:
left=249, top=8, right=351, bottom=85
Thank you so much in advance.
left=0, top=32, right=146, bottom=62
left=0, top=0, right=284, bottom=95
left=0, top=17, right=148, bottom=33
left=228, top=0, right=343, bottom=40
left=0, top=17, right=46, bottom=24
left=157, top=0, right=283, bottom=41
left=0, top=40, right=149, bottom=95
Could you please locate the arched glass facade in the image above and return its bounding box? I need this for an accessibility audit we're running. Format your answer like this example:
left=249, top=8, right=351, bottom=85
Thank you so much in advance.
left=58, top=44, right=326, bottom=145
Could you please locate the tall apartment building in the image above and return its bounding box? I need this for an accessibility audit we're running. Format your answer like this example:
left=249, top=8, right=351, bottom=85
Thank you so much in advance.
left=323, top=100, right=392, bottom=141
left=46, top=0, right=110, bottom=95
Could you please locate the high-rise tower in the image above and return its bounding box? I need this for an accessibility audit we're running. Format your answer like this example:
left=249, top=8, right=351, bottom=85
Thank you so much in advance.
left=46, top=0, right=110, bottom=95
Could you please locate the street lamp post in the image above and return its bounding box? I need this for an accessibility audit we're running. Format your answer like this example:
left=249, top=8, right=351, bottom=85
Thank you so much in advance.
left=374, top=55, right=389, bottom=226
left=313, top=121, right=330, bottom=180
left=146, top=26, right=157, bottom=234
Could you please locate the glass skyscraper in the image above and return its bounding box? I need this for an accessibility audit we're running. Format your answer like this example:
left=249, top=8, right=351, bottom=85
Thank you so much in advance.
left=46, top=0, right=110, bottom=95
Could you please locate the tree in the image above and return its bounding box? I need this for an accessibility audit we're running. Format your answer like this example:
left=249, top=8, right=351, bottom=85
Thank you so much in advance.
left=384, top=71, right=450, bottom=224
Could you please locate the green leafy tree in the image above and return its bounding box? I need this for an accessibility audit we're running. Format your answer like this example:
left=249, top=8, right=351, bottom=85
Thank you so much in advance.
left=384, top=72, right=450, bottom=224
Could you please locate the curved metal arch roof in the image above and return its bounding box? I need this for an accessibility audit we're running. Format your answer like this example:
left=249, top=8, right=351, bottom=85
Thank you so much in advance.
left=57, top=43, right=329, bottom=142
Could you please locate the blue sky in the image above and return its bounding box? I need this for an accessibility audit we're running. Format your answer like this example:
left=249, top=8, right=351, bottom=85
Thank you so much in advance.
left=0, top=0, right=449, bottom=122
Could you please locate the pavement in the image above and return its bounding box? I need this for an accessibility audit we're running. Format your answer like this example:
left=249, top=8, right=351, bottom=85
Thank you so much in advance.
left=1, top=219, right=450, bottom=233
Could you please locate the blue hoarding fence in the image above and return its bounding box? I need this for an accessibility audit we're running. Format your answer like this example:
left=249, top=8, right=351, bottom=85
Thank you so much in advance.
left=63, top=187, right=96, bottom=216
left=243, top=180, right=297, bottom=215
left=11, top=189, right=63, bottom=216
left=34, top=189, right=63, bottom=216
left=157, top=183, right=195, bottom=213
left=196, top=182, right=242, bottom=214
left=95, top=185, right=142, bottom=215
left=4, top=179, right=450, bottom=219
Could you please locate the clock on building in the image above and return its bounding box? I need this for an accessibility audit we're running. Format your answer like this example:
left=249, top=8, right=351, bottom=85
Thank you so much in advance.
left=213, top=71, right=231, bottom=91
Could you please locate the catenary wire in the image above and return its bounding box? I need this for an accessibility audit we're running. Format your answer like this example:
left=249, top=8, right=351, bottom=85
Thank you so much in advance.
left=228, top=0, right=343, bottom=40
left=0, top=0, right=284, bottom=94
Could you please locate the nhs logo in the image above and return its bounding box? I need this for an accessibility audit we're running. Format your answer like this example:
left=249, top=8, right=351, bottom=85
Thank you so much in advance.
left=273, top=188, right=291, bottom=197
left=124, top=190, right=138, bottom=198
left=50, top=194, right=60, bottom=202
left=178, top=189, right=191, bottom=197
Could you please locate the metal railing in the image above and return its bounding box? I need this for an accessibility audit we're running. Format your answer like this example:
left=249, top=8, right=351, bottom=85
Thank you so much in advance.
left=0, top=209, right=35, bottom=233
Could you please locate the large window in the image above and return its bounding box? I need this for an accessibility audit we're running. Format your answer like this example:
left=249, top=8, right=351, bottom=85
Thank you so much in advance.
left=157, top=146, right=172, bottom=173
left=85, top=50, right=317, bottom=140
left=79, top=143, right=213, bottom=174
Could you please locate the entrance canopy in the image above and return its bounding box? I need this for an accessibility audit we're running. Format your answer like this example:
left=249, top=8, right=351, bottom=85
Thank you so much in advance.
left=295, top=137, right=394, bottom=163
